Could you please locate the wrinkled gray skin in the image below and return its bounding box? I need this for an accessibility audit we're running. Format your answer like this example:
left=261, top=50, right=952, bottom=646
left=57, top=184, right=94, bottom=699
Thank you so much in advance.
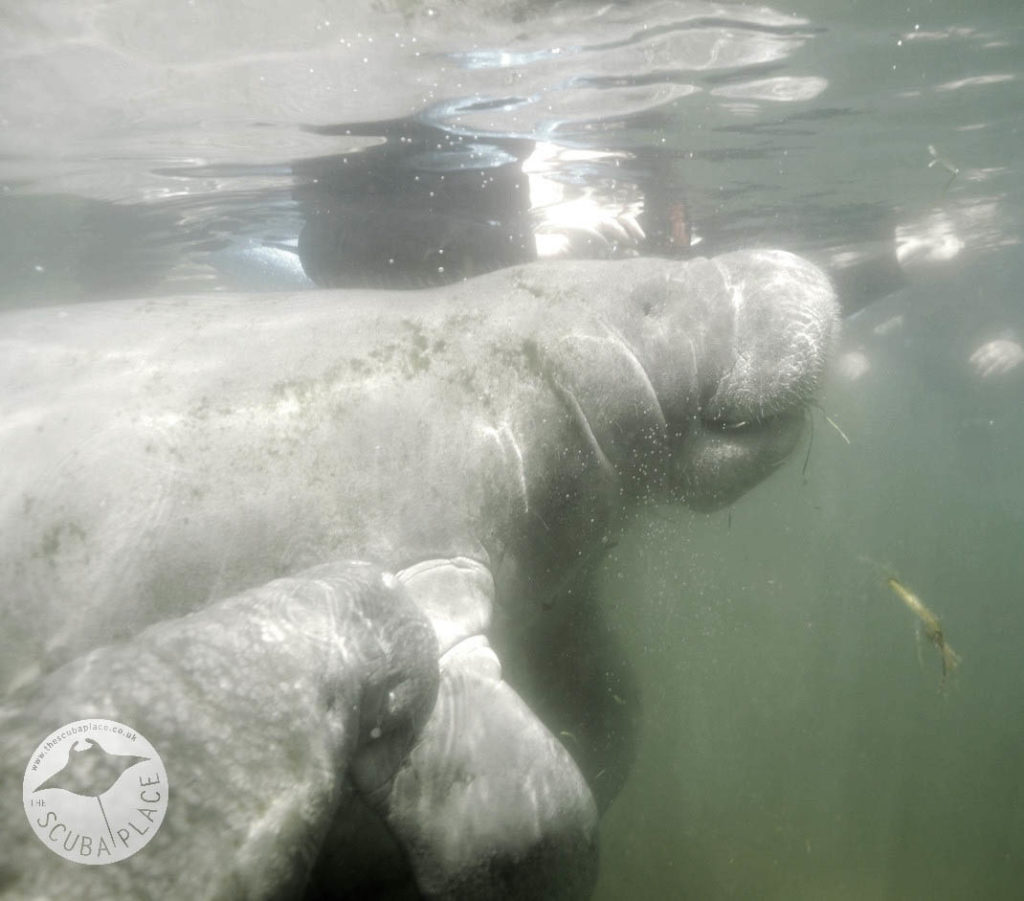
left=0, top=251, right=838, bottom=899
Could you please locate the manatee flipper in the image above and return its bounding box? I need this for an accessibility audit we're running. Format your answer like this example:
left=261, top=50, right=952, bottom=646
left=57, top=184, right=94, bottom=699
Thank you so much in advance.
left=0, top=562, right=439, bottom=901
left=354, top=558, right=599, bottom=900
left=494, top=572, right=642, bottom=815
left=382, top=637, right=599, bottom=900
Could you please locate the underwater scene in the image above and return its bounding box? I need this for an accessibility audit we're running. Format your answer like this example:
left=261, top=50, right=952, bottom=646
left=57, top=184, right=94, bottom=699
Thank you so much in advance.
left=1, top=0, right=1022, bottom=898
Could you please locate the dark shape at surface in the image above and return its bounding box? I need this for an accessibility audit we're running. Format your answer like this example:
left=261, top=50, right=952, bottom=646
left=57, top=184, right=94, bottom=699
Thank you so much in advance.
left=296, top=120, right=538, bottom=288
left=34, top=738, right=149, bottom=798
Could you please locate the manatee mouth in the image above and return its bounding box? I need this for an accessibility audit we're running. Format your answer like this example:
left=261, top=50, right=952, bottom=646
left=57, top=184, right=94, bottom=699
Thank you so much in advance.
left=671, top=408, right=807, bottom=511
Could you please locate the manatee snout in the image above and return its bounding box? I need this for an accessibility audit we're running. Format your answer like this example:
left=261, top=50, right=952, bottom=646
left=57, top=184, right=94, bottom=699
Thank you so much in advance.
left=672, top=250, right=838, bottom=509
left=703, top=249, right=840, bottom=423
left=343, top=570, right=441, bottom=800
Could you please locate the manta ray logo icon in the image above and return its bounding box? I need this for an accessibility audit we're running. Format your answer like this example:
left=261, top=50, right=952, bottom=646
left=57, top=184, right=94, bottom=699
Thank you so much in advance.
left=23, top=719, right=169, bottom=865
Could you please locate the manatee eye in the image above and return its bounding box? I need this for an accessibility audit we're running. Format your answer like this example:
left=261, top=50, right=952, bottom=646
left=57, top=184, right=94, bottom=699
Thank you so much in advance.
left=694, top=402, right=759, bottom=435
left=707, top=416, right=761, bottom=436
left=704, top=414, right=783, bottom=439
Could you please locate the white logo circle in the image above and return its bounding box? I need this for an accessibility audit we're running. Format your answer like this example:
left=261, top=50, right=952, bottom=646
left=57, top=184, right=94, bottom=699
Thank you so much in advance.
left=22, top=718, right=169, bottom=865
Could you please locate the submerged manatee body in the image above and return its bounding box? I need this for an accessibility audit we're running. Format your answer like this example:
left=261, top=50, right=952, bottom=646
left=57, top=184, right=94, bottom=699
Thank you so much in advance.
left=0, top=251, right=838, bottom=899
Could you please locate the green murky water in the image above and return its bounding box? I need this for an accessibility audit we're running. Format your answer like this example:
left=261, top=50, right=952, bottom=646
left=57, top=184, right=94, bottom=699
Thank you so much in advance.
left=590, top=2, right=1024, bottom=895
left=596, top=274, right=1024, bottom=899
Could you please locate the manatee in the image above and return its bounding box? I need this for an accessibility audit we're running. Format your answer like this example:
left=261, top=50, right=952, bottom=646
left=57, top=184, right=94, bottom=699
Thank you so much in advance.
left=0, top=250, right=838, bottom=899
